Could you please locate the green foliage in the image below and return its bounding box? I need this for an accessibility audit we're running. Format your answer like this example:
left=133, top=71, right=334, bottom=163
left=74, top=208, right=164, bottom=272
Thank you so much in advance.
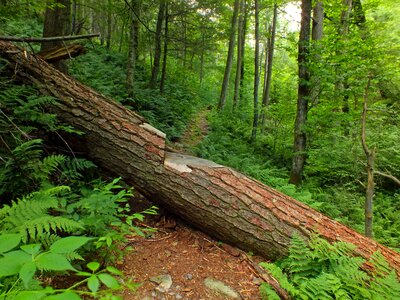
left=0, top=236, right=137, bottom=299
left=0, top=139, right=66, bottom=199
left=260, top=234, right=400, bottom=300
left=0, top=186, right=82, bottom=244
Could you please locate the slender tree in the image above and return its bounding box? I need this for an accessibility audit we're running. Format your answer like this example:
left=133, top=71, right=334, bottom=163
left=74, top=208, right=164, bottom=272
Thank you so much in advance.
left=150, top=0, right=166, bottom=89
left=126, top=0, right=140, bottom=97
left=217, top=0, right=240, bottom=110
left=233, top=0, right=245, bottom=109
left=260, top=3, right=278, bottom=129
left=289, top=0, right=312, bottom=185
left=310, top=1, right=324, bottom=106
left=106, top=0, right=112, bottom=49
left=251, top=0, right=260, bottom=141
left=160, top=2, right=168, bottom=93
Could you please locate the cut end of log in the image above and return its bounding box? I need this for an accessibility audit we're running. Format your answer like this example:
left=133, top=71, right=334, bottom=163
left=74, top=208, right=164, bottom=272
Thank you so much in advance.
left=164, top=152, right=223, bottom=173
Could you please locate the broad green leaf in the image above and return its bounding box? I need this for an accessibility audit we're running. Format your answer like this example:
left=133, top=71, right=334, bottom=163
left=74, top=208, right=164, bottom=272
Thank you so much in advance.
left=106, top=266, right=123, bottom=276
left=50, top=236, right=92, bottom=254
left=87, top=275, right=100, bottom=293
left=44, top=291, right=82, bottom=300
left=87, top=261, right=100, bottom=272
left=21, top=244, right=41, bottom=255
left=0, top=251, right=31, bottom=277
left=0, top=233, right=21, bottom=254
left=98, top=273, right=120, bottom=289
left=14, top=290, right=50, bottom=300
left=36, top=253, right=75, bottom=271
left=19, top=261, right=37, bottom=288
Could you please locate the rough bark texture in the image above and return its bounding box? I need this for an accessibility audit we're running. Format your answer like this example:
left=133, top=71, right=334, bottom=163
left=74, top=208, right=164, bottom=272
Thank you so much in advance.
left=217, top=0, right=240, bottom=110
left=289, top=0, right=312, bottom=186
left=251, top=0, right=260, bottom=142
left=2, top=40, right=400, bottom=275
left=150, top=0, right=165, bottom=89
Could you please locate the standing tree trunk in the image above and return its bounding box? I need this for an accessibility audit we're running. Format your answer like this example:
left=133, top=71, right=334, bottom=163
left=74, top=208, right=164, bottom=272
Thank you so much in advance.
left=159, top=2, right=168, bottom=94
left=149, top=0, right=165, bottom=89
left=251, top=0, right=260, bottom=141
left=310, top=1, right=324, bottom=106
left=106, top=0, right=112, bottom=50
left=41, top=0, right=71, bottom=72
left=199, top=29, right=205, bottom=85
left=260, top=3, right=278, bottom=129
left=217, top=0, right=240, bottom=110
left=361, top=77, right=374, bottom=238
left=239, top=1, right=248, bottom=105
left=126, top=0, right=140, bottom=97
left=233, top=0, right=245, bottom=110
left=2, top=41, right=400, bottom=275
left=289, top=0, right=312, bottom=186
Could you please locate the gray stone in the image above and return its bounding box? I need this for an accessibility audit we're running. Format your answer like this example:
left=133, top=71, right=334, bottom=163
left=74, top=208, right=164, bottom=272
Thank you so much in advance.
left=184, top=273, right=193, bottom=280
left=204, top=277, right=240, bottom=299
left=150, top=274, right=173, bottom=291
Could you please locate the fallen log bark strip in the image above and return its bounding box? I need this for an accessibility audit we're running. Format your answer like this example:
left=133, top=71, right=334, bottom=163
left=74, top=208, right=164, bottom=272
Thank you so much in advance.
left=1, top=40, right=400, bottom=276
left=0, top=33, right=100, bottom=43
left=37, top=44, right=87, bottom=62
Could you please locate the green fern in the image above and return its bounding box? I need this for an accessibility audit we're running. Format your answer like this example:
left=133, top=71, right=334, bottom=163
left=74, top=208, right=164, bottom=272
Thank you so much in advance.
left=0, top=139, right=65, bottom=198
left=0, top=187, right=83, bottom=244
left=260, top=234, right=400, bottom=300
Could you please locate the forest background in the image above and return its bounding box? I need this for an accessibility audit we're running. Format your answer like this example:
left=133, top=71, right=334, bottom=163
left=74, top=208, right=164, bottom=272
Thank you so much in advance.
left=0, top=0, right=400, bottom=298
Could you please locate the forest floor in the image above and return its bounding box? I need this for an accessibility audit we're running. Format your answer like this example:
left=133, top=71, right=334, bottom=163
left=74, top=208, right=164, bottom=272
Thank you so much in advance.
left=121, top=211, right=264, bottom=300
left=121, top=110, right=265, bottom=299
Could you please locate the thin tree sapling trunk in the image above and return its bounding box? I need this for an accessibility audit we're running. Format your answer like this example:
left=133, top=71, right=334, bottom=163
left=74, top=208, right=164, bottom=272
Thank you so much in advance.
left=251, top=0, right=260, bottom=141
left=289, top=0, right=312, bottom=186
left=160, top=3, right=168, bottom=93
left=260, top=3, right=278, bottom=129
left=150, top=0, right=165, bottom=89
left=217, top=0, right=240, bottom=110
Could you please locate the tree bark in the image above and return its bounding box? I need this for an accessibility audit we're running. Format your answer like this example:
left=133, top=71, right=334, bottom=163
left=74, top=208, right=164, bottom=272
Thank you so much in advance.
left=289, top=0, right=312, bottom=186
left=251, top=0, right=260, bottom=142
left=159, top=3, right=168, bottom=94
left=42, top=0, right=71, bottom=72
left=150, top=0, right=165, bottom=89
left=361, top=77, right=374, bottom=238
left=233, top=0, right=245, bottom=110
left=310, top=1, right=324, bottom=107
left=217, top=0, right=240, bottom=110
left=126, top=0, right=140, bottom=97
left=260, top=3, right=278, bottom=129
left=2, top=40, right=400, bottom=275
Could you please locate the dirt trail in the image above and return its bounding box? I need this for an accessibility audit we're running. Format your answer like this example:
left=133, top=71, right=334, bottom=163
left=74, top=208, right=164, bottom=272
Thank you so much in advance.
left=121, top=111, right=265, bottom=299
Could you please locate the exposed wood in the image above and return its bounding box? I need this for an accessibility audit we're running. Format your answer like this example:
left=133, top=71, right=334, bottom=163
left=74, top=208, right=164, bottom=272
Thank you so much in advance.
left=1, top=40, right=400, bottom=276
left=37, top=44, right=87, bottom=62
left=0, top=33, right=100, bottom=43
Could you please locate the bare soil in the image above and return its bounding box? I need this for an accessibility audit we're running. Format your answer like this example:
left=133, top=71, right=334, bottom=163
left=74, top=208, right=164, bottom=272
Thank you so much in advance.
left=121, top=215, right=264, bottom=299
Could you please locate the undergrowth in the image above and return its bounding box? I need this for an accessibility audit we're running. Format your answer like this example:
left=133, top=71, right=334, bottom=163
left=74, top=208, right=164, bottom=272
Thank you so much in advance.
left=0, top=80, right=157, bottom=299
left=260, top=234, right=400, bottom=299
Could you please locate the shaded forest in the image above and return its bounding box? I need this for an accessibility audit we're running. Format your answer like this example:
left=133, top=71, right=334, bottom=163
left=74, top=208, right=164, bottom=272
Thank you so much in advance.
left=1, top=0, right=400, bottom=299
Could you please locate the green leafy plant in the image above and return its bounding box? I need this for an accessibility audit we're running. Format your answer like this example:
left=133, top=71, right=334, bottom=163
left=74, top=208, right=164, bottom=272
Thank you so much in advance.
left=0, top=234, right=138, bottom=299
left=260, top=234, right=400, bottom=299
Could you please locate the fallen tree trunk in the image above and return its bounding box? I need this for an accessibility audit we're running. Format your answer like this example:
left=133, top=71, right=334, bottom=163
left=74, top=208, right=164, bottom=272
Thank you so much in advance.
left=1, top=40, right=400, bottom=274
left=37, top=44, right=87, bottom=62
